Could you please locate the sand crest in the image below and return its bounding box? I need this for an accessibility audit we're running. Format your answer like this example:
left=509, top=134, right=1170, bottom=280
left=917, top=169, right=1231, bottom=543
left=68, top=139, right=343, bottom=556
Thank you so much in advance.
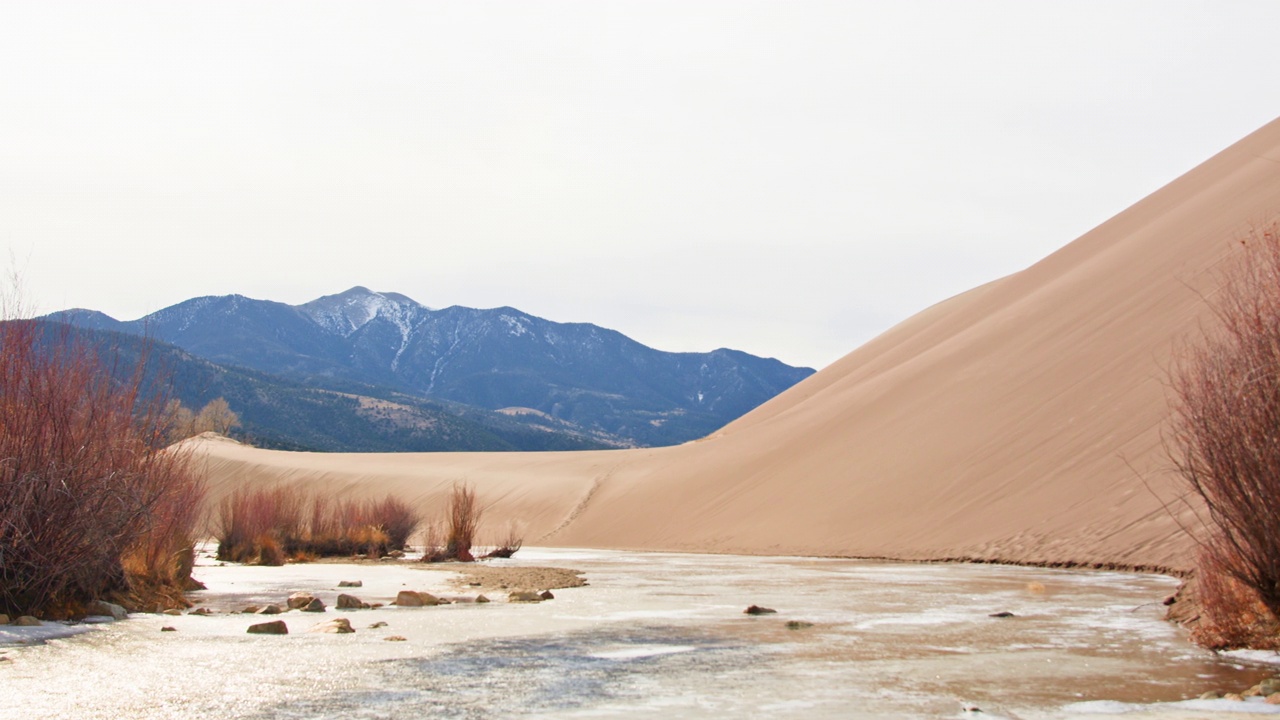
left=189, top=117, right=1280, bottom=572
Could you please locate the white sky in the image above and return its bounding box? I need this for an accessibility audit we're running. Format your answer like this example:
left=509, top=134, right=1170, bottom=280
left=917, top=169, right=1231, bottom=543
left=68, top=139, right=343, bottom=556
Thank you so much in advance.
left=2, top=2, right=1279, bottom=370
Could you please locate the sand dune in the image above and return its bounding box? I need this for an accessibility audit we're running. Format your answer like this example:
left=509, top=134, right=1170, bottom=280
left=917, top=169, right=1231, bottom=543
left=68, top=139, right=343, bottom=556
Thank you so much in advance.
left=192, top=117, right=1280, bottom=571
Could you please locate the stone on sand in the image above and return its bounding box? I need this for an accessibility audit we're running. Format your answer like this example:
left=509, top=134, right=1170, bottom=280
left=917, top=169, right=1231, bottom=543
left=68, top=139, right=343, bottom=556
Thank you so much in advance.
left=247, top=620, right=289, bottom=635
left=308, top=618, right=354, bottom=634
left=336, top=594, right=369, bottom=610
left=92, top=601, right=128, bottom=620
left=394, top=591, right=442, bottom=607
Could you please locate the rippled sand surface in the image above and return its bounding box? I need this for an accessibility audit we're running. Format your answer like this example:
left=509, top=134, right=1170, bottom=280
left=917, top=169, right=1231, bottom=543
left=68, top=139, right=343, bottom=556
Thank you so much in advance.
left=2, top=548, right=1276, bottom=719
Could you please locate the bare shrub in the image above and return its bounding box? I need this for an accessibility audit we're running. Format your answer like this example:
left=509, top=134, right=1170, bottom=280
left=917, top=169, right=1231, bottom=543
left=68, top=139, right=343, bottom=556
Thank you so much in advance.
left=421, top=519, right=448, bottom=563
left=119, top=447, right=207, bottom=600
left=373, top=495, right=421, bottom=550
left=215, top=485, right=418, bottom=562
left=1169, top=227, right=1280, bottom=645
left=215, top=486, right=305, bottom=565
left=482, top=521, right=524, bottom=559
left=1190, top=545, right=1280, bottom=650
left=419, top=483, right=488, bottom=563
left=0, top=318, right=204, bottom=617
left=445, top=483, right=482, bottom=562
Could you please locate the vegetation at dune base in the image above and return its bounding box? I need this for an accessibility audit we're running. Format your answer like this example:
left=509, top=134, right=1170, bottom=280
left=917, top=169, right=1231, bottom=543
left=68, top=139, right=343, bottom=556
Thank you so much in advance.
left=215, top=486, right=421, bottom=564
left=0, top=314, right=205, bottom=619
left=1168, top=227, right=1280, bottom=650
left=214, top=481, right=522, bottom=565
left=419, top=482, right=522, bottom=563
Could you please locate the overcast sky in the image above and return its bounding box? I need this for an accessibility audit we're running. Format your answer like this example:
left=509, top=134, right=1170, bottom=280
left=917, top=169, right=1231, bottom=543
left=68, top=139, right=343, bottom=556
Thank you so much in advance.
left=2, top=2, right=1279, bottom=369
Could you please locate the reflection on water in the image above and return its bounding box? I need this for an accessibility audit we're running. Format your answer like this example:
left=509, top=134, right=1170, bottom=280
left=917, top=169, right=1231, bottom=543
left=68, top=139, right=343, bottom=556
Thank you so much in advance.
left=3, top=548, right=1277, bottom=719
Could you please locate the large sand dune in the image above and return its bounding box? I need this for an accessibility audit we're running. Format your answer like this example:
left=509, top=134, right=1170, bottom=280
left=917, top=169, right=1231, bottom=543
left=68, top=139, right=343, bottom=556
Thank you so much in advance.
left=193, top=117, right=1280, bottom=572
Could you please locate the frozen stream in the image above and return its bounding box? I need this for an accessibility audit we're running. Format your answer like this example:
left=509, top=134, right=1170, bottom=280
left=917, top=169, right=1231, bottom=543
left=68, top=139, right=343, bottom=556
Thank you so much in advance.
left=2, top=548, right=1279, bottom=719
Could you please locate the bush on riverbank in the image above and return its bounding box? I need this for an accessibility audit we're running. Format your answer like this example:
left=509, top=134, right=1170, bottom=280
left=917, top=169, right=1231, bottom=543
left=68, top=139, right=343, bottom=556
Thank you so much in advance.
left=1169, top=228, right=1280, bottom=649
left=0, top=317, right=204, bottom=618
left=421, top=483, right=482, bottom=562
left=215, top=486, right=420, bottom=563
left=1189, top=546, right=1280, bottom=650
left=419, top=483, right=522, bottom=562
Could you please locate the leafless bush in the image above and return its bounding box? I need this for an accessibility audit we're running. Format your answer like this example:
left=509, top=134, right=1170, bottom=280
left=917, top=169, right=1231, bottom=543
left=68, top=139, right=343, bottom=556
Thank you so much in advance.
left=445, top=483, right=482, bottom=562
left=420, top=520, right=449, bottom=563
left=420, top=483, right=488, bottom=563
left=216, top=486, right=305, bottom=565
left=1189, top=545, right=1280, bottom=650
left=482, top=520, right=524, bottom=559
left=372, top=495, right=421, bottom=550
left=0, top=318, right=204, bottom=617
left=215, top=485, right=418, bottom=562
left=1169, top=227, right=1280, bottom=643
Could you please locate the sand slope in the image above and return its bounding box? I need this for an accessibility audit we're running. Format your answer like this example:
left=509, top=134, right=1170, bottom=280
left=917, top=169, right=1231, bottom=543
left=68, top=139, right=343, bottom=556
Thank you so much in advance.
left=192, top=117, right=1280, bottom=571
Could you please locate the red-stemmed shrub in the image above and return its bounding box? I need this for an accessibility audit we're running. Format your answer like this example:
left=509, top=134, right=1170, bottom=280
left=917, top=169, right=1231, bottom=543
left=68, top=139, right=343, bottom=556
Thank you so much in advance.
left=1190, top=544, right=1280, bottom=650
left=445, top=483, right=482, bottom=562
left=482, top=520, right=524, bottom=560
left=1169, top=227, right=1280, bottom=647
left=373, top=495, right=420, bottom=550
left=215, top=485, right=419, bottom=562
left=420, top=483, right=511, bottom=563
left=0, top=318, right=204, bottom=617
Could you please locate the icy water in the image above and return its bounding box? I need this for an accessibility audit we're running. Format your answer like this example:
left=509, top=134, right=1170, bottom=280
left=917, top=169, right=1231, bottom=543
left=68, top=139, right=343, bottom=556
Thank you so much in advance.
left=2, top=548, right=1279, bottom=719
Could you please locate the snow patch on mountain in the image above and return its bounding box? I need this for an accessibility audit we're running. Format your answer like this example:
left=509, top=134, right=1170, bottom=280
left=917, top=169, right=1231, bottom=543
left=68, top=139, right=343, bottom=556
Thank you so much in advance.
left=145, top=296, right=221, bottom=333
left=499, top=314, right=530, bottom=337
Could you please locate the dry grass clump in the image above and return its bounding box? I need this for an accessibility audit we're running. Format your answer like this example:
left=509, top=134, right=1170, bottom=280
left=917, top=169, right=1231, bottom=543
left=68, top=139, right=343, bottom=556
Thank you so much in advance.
left=1169, top=227, right=1280, bottom=648
left=0, top=318, right=204, bottom=618
left=215, top=485, right=420, bottom=563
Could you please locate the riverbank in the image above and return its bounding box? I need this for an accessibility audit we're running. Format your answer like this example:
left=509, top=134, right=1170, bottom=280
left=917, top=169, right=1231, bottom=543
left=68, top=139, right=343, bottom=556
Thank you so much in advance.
left=3, top=548, right=1277, bottom=719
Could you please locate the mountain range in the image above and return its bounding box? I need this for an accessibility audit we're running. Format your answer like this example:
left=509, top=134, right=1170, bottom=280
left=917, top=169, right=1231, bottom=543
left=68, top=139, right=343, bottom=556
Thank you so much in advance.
left=50, top=288, right=814, bottom=448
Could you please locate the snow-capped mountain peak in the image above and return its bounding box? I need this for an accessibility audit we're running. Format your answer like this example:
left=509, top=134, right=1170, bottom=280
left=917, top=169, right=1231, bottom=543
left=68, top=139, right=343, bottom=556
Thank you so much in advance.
left=299, top=286, right=429, bottom=338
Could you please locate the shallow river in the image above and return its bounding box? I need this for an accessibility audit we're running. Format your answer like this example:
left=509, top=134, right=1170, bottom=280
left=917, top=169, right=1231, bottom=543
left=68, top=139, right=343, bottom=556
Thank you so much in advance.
left=2, top=548, right=1277, bottom=719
